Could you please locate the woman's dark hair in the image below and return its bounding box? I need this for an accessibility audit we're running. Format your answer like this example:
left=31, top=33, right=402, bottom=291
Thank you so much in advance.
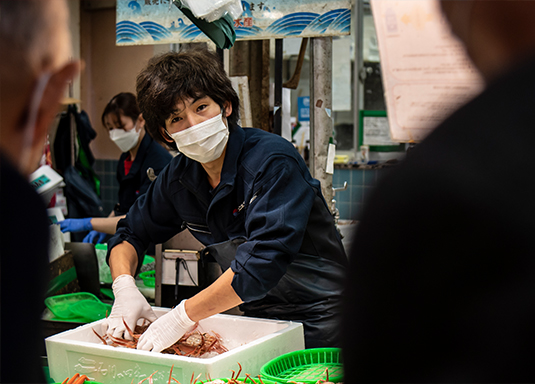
left=101, top=92, right=141, bottom=129
left=136, top=48, right=240, bottom=150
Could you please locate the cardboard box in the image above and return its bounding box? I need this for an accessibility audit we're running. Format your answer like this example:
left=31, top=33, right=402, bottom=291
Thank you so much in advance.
left=46, top=308, right=304, bottom=383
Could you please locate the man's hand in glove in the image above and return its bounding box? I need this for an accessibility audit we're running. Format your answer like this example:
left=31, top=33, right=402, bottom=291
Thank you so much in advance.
left=59, top=218, right=93, bottom=233
left=104, top=274, right=157, bottom=340
left=137, top=300, right=196, bottom=352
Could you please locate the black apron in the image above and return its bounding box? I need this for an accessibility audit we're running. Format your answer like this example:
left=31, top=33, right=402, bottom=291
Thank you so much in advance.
left=200, top=238, right=344, bottom=348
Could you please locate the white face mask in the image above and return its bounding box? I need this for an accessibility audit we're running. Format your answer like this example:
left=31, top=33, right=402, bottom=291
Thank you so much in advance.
left=20, top=72, right=52, bottom=175
left=109, top=123, right=140, bottom=152
left=168, top=113, right=229, bottom=163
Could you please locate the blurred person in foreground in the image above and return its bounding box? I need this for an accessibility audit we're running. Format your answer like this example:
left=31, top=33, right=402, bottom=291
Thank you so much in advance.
left=0, top=0, right=79, bottom=381
left=343, top=1, right=535, bottom=382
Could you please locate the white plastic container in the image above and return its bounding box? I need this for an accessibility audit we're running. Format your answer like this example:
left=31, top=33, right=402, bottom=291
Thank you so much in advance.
left=180, top=0, right=243, bottom=22
left=29, top=165, right=64, bottom=205
left=46, top=308, right=304, bottom=383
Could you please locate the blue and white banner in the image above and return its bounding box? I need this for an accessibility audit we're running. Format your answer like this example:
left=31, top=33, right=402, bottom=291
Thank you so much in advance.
left=116, top=0, right=351, bottom=46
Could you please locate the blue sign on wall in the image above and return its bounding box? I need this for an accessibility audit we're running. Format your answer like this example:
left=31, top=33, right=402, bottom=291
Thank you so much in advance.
left=117, top=0, right=351, bottom=46
left=298, top=96, right=310, bottom=122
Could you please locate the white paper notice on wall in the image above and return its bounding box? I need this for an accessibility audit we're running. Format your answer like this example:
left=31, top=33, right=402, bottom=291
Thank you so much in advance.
left=326, top=143, right=336, bottom=174
left=363, top=116, right=399, bottom=146
left=370, top=0, right=484, bottom=143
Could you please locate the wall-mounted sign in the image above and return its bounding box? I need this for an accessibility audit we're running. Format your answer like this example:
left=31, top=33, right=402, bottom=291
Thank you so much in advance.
left=297, top=96, right=310, bottom=122
left=359, top=110, right=404, bottom=152
left=116, top=0, right=351, bottom=46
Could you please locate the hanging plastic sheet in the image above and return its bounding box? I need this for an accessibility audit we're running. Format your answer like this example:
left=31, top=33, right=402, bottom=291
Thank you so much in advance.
left=172, top=1, right=236, bottom=49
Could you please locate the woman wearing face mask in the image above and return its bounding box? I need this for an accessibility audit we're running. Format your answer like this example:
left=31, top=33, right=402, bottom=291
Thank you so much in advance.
left=59, top=92, right=172, bottom=243
left=103, top=49, right=348, bottom=351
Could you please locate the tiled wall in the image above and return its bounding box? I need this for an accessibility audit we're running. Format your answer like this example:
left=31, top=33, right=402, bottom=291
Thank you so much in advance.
left=94, top=159, right=389, bottom=221
left=332, top=167, right=391, bottom=221
left=93, top=159, right=119, bottom=215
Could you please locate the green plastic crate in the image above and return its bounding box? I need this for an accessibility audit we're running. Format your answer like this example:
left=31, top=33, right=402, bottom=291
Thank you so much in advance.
left=139, top=270, right=155, bottom=287
left=207, top=377, right=278, bottom=384
left=260, top=348, right=343, bottom=383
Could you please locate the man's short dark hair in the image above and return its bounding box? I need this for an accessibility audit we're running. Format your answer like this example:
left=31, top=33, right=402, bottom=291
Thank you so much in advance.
left=136, top=48, right=240, bottom=150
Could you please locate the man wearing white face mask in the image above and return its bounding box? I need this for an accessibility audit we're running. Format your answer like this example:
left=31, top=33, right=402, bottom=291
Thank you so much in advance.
left=104, top=49, right=348, bottom=351
left=59, top=92, right=172, bottom=244
left=0, top=0, right=79, bottom=381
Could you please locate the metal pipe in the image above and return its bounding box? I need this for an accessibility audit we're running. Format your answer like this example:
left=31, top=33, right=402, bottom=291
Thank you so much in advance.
left=309, top=37, right=333, bottom=205
left=353, top=0, right=364, bottom=152
left=273, top=39, right=283, bottom=135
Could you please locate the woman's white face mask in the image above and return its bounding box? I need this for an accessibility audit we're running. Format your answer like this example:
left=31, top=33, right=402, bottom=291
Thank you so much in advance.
left=109, top=123, right=140, bottom=152
left=168, top=113, right=229, bottom=163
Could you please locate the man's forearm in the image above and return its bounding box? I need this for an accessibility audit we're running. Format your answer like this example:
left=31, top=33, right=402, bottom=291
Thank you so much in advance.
left=109, top=241, right=139, bottom=279
left=91, top=215, right=124, bottom=235
left=184, top=268, right=243, bottom=322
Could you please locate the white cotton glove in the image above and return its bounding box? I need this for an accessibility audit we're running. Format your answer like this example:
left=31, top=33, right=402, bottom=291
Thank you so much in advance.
left=137, top=300, right=196, bottom=353
left=104, top=274, right=158, bottom=340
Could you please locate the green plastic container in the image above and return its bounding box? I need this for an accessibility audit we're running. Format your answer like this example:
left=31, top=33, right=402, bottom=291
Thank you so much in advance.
left=139, top=270, right=155, bottom=287
left=260, top=348, right=343, bottom=383
left=207, top=377, right=278, bottom=384
left=53, top=381, right=103, bottom=384
left=45, top=292, right=111, bottom=323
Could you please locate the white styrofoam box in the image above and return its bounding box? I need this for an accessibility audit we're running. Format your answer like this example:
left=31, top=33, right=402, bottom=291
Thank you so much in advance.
left=46, top=308, right=304, bottom=384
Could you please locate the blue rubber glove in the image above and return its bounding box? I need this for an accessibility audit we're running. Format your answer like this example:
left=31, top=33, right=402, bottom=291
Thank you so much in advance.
left=83, top=230, right=107, bottom=244
left=59, top=218, right=93, bottom=233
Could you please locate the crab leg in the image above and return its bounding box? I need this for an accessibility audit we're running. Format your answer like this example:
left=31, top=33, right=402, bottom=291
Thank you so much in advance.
left=73, top=375, right=89, bottom=384
left=92, top=328, right=108, bottom=345
left=148, top=371, right=158, bottom=384
left=191, top=373, right=202, bottom=384
left=245, top=373, right=258, bottom=384
left=123, top=317, right=140, bottom=341
left=168, top=365, right=174, bottom=384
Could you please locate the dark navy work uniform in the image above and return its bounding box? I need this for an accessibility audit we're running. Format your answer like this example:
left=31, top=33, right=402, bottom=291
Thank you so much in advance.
left=108, top=126, right=348, bottom=348
left=114, top=133, right=172, bottom=216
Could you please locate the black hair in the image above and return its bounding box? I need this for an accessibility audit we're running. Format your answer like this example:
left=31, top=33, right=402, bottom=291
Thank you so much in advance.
left=136, top=48, right=240, bottom=150
left=101, top=92, right=141, bottom=130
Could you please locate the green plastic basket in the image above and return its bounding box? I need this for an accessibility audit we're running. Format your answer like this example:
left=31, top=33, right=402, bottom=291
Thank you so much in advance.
left=45, top=292, right=111, bottom=323
left=260, top=348, right=343, bottom=384
left=208, top=377, right=278, bottom=384
left=139, top=270, right=155, bottom=287
left=53, top=381, right=103, bottom=384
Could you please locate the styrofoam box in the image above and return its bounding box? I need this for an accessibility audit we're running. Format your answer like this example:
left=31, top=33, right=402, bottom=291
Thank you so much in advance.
left=46, top=307, right=304, bottom=383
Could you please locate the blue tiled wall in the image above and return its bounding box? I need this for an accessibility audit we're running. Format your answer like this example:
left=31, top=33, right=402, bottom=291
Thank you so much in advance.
left=93, top=159, right=119, bottom=215
left=94, top=159, right=389, bottom=222
left=332, top=167, right=391, bottom=220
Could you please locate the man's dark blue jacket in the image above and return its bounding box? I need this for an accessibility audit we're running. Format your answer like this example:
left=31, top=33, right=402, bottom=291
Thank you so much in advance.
left=108, top=126, right=347, bottom=347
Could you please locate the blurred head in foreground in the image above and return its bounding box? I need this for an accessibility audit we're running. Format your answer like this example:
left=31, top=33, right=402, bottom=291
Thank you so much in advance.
left=440, top=0, right=535, bottom=82
left=0, top=0, right=79, bottom=176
